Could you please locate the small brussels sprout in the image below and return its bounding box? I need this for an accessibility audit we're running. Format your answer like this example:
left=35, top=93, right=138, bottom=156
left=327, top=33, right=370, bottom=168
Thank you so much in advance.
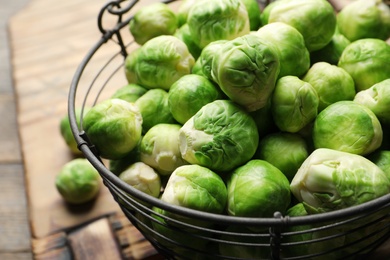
left=168, top=74, right=223, bottom=125
left=174, top=24, right=202, bottom=60
left=60, top=107, right=89, bottom=155
left=129, top=3, right=177, bottom=45
left=179, top=100, right=259, bottom=172
left=55, top=158, right=100, bottom=204
left=110, top=83, right=147, bottom=103
left=337, top=0, right=390, bottom=42
left=83, top=99, right=143, bottom=160
left=140, top=124, right=187, bottom=176
left=176, top=0, right=197, bottom=27
left=313, top=101, right=383, bottom=155
left=256, top=132, right=309, bottom=182
left=187, top=0, right=250, bottom=49
left=271, top=76, right=319, bottom=133
left=368, top=150, right=390, bottom=181
left=338, top=38, right=390, bottom=92
left=135, top=88, right=176, bottom=133
left=118, top=162, right=161, bottom=198
left=302, top=62, right=356, bottom=112
left=240, top=0, right=262, bottom=31
left=109, top=138, right=142, bottom=176
left=255, top=22, right=310, bottom=78
left=310, top=29, right=351, bottom=65
left=226, top=159, right=291, bottom=217
left=211, top=34, right=280, bottom=111
left=262, top=0, right=337, bottom=52
left=160, top=164, right=227, bottom=214
left=196, top=40, right=228, bottom=81
left=290, top=148, right=390, bottom=214
left=354, top=79, right=390, bottom=126
left=124, top=35, right=195, bottom=90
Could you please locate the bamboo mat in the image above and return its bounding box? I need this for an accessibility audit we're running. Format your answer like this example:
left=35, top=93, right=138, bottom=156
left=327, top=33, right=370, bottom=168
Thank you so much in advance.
left=8, top=0, right=164, bottom=258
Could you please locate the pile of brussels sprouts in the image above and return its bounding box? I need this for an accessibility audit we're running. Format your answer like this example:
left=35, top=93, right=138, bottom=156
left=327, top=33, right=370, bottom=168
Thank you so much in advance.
left=63, top=0, right=390, bottom=256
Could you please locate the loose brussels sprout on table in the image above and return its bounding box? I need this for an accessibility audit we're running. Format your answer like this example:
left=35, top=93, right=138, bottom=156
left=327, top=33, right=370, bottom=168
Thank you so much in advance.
left=129, top=2, right=178, bottom=45
left=55, top=159, right=101, bottom=204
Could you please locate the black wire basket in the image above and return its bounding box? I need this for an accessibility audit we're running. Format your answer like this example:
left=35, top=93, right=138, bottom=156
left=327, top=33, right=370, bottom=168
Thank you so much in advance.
left=68, top=0, right=390, bottom=259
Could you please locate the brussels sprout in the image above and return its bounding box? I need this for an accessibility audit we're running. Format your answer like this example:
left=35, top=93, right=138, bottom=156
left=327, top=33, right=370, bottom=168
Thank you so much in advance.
left=129, top=3, right=177, bottom=45
left=240, top=0, right=262, bottom=31
left=338, top=38, right=390, bottom=92
left=168, top=74, right=223, bottom=125
left=310, top=29, right=351, bottom=65
left=118, top=162, right=161, bottom=198
left=211, top=34, right=280, bottom=111
left=83, top=99, right=143, bottom=160
left=302, top=62, right=356, bottom=112
left=271, top=76, right=319, bottom=133
left=135, top=88, right=176, bottom=133
left=179, top=100, right=259, bottom=172
left=174, top=24, right=202, bottom=60
left=256, top=132, right=309, bottom=182
left=226, top=159, right=291, bottom=217
left=290, top=148, right=390, bottom=214
left=187, top=0, right=250, bottom=49
left=312, top=101, right=383, bottom=155
left=109, top=138, right=141, bottom=176
left=176, top=0, right=197, bottom=27
left=337, top=0, right=390, bottom=42
left=124, top=35, right=195, bottom=90
left=255, top=22, right=310, bottom=78
left=354, top=79, right=390, bottom=126
left=196, top=40, right=228, bottom=81
left=140, top=124, right=187, bottom=176
left=160, top=164, right=227, bottom=214
left=55, top=158, right=100, bottom=204
left=262, top=0, right=337, bottom=52
left=368, top=150, right=390, bottom=181
left=110, top=83, right=147, bottom=103
left=60, top=107, right=89, bottom=155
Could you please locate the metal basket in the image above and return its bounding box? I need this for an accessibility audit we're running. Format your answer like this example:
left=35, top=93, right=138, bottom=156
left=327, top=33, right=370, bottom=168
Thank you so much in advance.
left=68, top=0, right=390, bottom=259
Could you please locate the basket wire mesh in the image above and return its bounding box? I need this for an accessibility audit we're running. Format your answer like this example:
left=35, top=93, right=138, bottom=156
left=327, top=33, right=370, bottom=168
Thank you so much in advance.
left=68, top=0, right=390, bottom=259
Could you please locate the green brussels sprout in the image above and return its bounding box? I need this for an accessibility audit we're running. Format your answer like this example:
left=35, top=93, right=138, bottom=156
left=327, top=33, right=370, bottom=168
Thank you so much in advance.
left=110, top=83, right=147, bottom=103
left=211, top=34, right=280, bottom=111
left=255, top=22, right=310, bottom=78
left=368, top=149, right=390, bottom=181
left=187, top=0, right=250, bottom=49
left=140, top=123, right=187, bottom=176
left=262, top=0, right=337, bottom=52
left=129, top=3, right=178, bottom=45
left=176, top=0, right=197, bottom=27
left=83, top=98, right=143, bottom=160
left=226, top=159, right=291, bottom=217
left=271, top=76, right=319, bottom=133
left=135, top=88, right=176, bottom=133
left=109, top=138, right=141, bottom=176
left=337, top=0, right=390, bottom=42
left=179, top=100, right=259, bottom=172
left=312, top=101, right=383, bottom=155
left=60, top=107, right=89, bottom=155
left=124, top=35, right=195, bottom=90
left=174, top=24, right=202, bottom=60
left=354, top=79, right=390, bottom=126
left=240, top=0, right=262, bottom=30
left=290, top=148, right=390, bottom=214
left=302, top=62, right=356, bottom=112
left=256, top=132, right=309, bottom=182
left=160, top=164, right=227, bottom=214
left=55, top=158, right=100, bottom=204
left=338, top=38, right=390, bottom=92
left=168, top=74, right=223, bottom=125
left=118, top=162, right=161, bottom=198
left=310, top=29, right=351, bottom=65
left=196, top=40, right=228, bottom=81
